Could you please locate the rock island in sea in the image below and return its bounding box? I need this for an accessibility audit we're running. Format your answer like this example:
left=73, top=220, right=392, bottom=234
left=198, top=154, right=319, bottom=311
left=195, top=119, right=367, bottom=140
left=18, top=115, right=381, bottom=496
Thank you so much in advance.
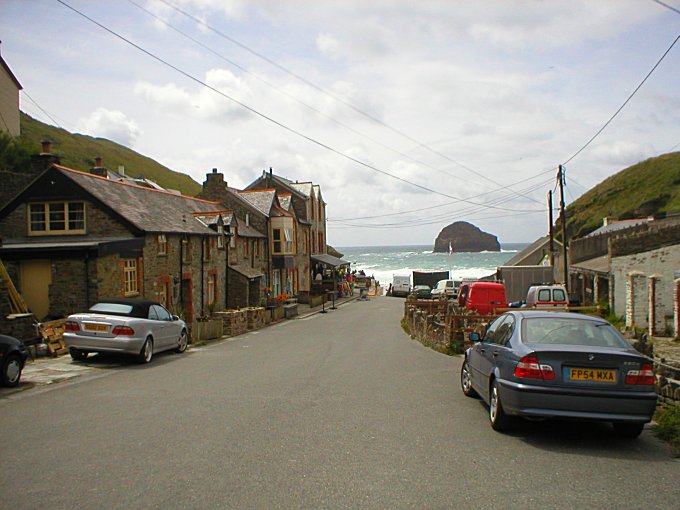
left=433, top=221, right=500, bottom=253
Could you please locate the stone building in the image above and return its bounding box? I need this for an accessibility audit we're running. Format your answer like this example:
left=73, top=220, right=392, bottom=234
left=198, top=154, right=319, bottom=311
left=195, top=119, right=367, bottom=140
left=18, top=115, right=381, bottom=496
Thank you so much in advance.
left=570, top=215, right=680, bottom=336
left=0, top=161, right=228, bottom=330
left=0, top=42, right=21, bottom=137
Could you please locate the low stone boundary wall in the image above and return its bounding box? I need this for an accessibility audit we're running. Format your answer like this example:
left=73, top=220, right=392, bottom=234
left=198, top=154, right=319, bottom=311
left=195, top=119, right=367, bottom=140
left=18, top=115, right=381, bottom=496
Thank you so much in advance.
left=655, top=360, right=680, bottom=409
left=405, top=307, right=449, bottom=353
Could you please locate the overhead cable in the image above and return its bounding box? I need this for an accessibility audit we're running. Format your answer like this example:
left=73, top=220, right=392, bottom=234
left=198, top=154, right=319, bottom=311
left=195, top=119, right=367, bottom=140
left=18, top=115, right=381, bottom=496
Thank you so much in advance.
left=562, top=34, right=680, bottom=166
left=156, top=0, right=543, bottom=204
left=57, top=0, right=542, bottom=214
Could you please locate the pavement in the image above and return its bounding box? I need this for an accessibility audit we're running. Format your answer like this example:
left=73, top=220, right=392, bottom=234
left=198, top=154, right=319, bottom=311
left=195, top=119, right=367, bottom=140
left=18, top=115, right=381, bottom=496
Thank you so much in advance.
left=1, top=290, right=366, bottom=394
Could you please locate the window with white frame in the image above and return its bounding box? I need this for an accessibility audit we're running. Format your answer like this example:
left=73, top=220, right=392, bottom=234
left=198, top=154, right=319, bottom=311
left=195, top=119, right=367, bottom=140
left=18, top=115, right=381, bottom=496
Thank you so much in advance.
left=217, top=226, right=224, bottom=248
left=158, top=234, right=167, bottom=255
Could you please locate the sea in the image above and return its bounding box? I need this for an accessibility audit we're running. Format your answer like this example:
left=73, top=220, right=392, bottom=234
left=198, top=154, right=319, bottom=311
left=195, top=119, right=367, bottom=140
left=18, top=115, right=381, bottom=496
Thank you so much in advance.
left=336, top=244, right=528, bottom=286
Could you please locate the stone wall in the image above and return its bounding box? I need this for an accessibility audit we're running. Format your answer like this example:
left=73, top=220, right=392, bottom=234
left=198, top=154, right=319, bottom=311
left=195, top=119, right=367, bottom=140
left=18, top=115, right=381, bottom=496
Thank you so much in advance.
left=612, top=243, right=680, bottom=334
left=404, top=305, right=450, bottom=353
left=655, top=361, right=680, bottom=409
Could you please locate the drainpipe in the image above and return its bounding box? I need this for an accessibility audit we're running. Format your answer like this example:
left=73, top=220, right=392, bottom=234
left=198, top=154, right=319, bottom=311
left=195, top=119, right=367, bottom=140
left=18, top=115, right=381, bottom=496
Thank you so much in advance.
left=84, top=251, right=90, bottom=306
left=225, top=231, right=230, bottom=309
left=201, top=235, right=205, bottom=317
left=179, top=235, right=184, bottom=315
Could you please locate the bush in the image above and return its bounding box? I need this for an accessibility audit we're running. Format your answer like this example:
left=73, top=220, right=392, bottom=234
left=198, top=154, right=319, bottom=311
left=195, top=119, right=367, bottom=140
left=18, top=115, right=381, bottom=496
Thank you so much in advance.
left=654, top=405, right=680, bottom=456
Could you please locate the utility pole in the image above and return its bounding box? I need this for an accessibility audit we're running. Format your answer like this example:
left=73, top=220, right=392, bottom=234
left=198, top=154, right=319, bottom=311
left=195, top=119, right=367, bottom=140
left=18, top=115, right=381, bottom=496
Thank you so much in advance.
left=558, top=165, right=569, bottom=294
left=548, top=190, right=555, bottom=267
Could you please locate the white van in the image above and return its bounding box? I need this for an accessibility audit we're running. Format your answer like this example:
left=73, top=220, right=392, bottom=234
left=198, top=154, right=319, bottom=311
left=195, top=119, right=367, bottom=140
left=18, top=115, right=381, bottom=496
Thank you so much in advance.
left=391, top=275, right=411, bottom=297
left=525, top=284, right=568, bottom=307
left=430, top=279, right=460, bottom=299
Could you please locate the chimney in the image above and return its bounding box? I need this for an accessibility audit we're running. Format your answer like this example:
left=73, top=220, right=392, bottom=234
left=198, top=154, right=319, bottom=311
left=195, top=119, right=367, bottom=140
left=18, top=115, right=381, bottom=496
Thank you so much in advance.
left=202, top=167, right=226, bottom=198
left=118, top=165, right=125, bottom=176
left=90, top=156, right=107, bottom=177
left=30, top=139, right=60, bottom=172
left=40, top=139, right=52, bottom=155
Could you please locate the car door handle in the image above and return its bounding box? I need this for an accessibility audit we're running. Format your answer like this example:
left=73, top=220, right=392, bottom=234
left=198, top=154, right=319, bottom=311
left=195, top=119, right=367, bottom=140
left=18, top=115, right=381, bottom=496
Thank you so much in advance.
left=492, top=350, right=499, bottom=357
left=479, top=348, right=485, bottom=354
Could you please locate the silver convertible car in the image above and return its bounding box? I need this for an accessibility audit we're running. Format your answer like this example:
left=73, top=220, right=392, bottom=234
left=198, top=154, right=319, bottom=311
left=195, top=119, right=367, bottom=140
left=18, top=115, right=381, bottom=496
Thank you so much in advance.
left=63, top=298, right=189, bottom=364
left=460, top=310, right=657, bottom=438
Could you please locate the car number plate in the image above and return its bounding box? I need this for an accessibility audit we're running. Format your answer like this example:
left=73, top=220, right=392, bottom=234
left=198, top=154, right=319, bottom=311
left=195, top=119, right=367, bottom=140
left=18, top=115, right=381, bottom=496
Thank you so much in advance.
left=567, top=367, right=616, bottom=383
left=84, top=323, right=109, bottom=332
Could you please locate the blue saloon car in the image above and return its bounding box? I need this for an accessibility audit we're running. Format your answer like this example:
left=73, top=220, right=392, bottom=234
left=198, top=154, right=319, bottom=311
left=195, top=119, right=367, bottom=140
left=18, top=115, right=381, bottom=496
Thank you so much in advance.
left=460, top=310, right=657, bottom=438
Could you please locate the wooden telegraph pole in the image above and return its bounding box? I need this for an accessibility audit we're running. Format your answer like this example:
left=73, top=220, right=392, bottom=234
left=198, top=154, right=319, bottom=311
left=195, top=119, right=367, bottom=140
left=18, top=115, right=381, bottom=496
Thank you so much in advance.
left=548, top=190, right=555, bottom=267
left=558, top=165, right=569, bottom=294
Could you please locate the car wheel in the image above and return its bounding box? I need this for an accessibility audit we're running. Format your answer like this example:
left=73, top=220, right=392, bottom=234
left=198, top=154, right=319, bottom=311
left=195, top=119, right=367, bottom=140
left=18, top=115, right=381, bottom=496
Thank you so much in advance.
left=489, top=379, right=511, bottom=431
left=1, top=353, right=23, bottom=387
left=612, top=422, right=644, bottom=439
left=461, top=359, right=478, bottom=398
left=175, top=330, right=188, bottom=353
left=69, top=348, right=88, bottom=361
left=138, top=338, right=153, bottom=364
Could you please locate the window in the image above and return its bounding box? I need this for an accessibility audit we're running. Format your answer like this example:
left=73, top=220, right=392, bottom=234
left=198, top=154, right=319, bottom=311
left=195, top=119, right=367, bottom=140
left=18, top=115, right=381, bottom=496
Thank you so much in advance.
left=182, top=238, right=192, bottom=263
left=273, top=228, right=282, bottom=253
left=217, top=226, right=224, bottom=249
left=29, top=201, right=85, bottom=235
left=158, top=234, right=167, bottom=255
left=123, top=259, right=138, bottom=296
left=284, top=228, right=294, bottom=253
left=207, top=274, right=216, bottom=305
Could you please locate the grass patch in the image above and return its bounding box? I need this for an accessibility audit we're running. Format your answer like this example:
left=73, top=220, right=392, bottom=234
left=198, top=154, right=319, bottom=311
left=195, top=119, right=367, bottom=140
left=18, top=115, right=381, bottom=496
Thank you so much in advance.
left=654, top=405, right=680, bottom=456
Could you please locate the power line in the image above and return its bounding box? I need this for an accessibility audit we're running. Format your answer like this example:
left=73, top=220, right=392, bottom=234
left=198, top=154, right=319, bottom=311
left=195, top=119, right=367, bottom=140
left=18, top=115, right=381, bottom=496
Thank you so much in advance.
left=126, top=0, right=542, bottom=204
left=21, top=90, right=63, bottom=128
left=156, top=0, right=543, bottom=205
left=651, top=0, right=680, bottom=15
left=57, top=0, right=542, bottom=215
left=562, top=34, right=680, bottom=166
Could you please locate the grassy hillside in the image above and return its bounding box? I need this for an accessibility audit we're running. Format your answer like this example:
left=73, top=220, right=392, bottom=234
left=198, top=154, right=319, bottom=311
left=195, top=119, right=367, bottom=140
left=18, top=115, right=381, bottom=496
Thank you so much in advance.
left=19, top=112, right=201, bottom=196
left=564, top=151, right=680, bottom=239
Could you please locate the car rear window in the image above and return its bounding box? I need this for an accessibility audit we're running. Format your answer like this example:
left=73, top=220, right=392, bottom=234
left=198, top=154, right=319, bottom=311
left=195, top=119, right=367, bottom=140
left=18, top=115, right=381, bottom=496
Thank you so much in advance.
left=522, top=318, right=630, bottom=348
left=89, top=303, right=134, bottom=316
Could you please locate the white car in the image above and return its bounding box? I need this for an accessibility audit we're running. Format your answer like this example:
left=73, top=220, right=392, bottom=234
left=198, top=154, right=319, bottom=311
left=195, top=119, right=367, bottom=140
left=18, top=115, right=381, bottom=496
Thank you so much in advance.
left=63, top=298, right=189, bottom=363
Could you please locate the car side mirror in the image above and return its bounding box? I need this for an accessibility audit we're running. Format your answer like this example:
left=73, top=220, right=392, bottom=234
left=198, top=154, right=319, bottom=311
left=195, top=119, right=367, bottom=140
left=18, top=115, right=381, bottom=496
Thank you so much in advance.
left=469, top=332, right=481, bottom=342
left=172, top=315, right=180, bottom=321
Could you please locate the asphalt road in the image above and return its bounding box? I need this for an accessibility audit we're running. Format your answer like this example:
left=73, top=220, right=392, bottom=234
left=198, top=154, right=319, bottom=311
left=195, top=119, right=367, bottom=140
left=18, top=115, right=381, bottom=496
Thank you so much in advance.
left=1, top=297, right=678, bottom=509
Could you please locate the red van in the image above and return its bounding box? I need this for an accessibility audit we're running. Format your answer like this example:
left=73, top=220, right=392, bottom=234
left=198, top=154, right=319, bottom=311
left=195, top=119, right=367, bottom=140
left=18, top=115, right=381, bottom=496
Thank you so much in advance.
left=459, top=282, right=506, bottom=315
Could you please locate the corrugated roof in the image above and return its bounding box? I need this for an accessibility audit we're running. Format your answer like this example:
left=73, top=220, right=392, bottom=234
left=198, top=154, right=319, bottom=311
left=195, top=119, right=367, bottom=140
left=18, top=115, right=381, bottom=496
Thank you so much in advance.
left=585, top=219, right=651, bottom=238
left=55, top=165, right=222, bottom=235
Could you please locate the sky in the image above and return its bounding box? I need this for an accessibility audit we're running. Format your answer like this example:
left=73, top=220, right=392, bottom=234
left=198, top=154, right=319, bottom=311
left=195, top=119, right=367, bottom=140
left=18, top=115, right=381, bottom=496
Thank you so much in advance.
left=1, top=0, right=679, bottom=247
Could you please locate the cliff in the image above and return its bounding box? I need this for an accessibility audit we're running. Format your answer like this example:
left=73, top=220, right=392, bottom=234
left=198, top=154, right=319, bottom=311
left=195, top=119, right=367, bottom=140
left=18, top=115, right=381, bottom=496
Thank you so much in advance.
left=433, top=221, right=500, bottom=253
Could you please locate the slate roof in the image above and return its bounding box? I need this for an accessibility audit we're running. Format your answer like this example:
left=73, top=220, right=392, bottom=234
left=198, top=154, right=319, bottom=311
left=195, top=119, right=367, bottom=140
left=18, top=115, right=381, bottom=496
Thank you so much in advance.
left=584, top=218, right=652, bottom=238
left=238, top=189, right=277, bottom=216
left=55, top=165, right=222, bottom=235
left=288, top=182, right=313, bottom=197
left=503, top=236, right=562, bottom=267
left=278, top=193, right=292, bottom=211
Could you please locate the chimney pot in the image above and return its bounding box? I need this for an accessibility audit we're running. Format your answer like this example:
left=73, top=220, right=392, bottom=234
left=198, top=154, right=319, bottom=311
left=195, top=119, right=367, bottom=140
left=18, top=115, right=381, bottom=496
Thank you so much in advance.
left=95, top=156, right=103, bottom=168
left=40, top=139, right=52, bottom=154
left=212, top=168, right=217, bottom=173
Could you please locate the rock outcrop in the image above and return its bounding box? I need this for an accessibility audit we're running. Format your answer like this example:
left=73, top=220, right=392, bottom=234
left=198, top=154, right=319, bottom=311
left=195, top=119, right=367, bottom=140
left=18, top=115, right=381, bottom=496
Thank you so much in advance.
left=433, top=221, right=500, bottom=253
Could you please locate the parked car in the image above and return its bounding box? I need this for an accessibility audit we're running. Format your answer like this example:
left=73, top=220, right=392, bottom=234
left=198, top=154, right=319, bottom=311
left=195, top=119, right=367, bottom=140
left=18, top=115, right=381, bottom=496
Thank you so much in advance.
left=431, top=279, right=460, bottom=299
left=458, top=281, right=506, bottom=315
left=460, top=310, right=657, bottom=437
left=411, top=285, right=432, bottom=299
left=0, top=334, right=29, bottom=387
left=525, top=284, right=569, bottom=308
left=63, top=298, right=189, bottom=364
left=391, top=275, right=411, bottom=297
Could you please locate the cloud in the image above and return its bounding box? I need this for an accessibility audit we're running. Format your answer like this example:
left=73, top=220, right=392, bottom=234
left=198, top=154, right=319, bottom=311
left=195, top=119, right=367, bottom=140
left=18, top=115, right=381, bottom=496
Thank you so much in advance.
left=76, top=108, right=141, bottom=147
left=134, top=68, right=252, bottom=122
left=316, top=33, right=342, bottom=60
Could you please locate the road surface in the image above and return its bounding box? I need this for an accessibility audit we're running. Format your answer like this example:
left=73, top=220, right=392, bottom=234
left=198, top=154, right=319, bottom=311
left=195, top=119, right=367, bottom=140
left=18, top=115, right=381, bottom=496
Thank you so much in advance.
left=1, top=296, right=678, bottom=508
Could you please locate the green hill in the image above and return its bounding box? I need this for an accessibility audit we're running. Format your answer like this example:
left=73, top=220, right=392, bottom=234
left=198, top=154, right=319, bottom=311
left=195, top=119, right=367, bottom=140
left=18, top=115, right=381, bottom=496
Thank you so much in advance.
left=564, top=151, right=680, bottom=239
left=18, top=112, right=201, bottom=196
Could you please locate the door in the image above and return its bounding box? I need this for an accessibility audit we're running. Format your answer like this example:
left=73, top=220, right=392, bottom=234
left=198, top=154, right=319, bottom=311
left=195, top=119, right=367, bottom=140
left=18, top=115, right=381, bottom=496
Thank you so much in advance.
left=470, top=314, right=508, bottom=398
left=20, top=259, right=51, bottom=319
